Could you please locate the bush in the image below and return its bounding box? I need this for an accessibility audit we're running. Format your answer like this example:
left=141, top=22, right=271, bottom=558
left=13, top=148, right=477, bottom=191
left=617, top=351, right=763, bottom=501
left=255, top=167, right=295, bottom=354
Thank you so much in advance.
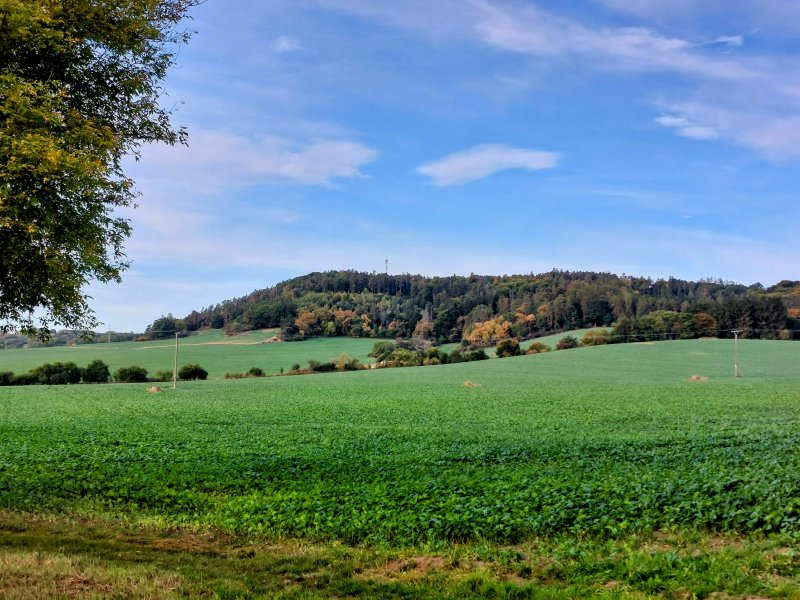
left=82, top=359, right=110, bottom=383
left=246, top=367, right=264, bottom=377
left=0, top=371, right=15, bottom=386
left=31, top=361, right=81, bottom=385
left=154, top=370, right=173, bottom=382
left=178, top=364, right=208, bottom=380
left=466, top=349, right=489, bottom=361
left=581, top=329, right=611, bottom=346
left=369, top=341, right=396, bottom=362
left=496, top=338, right=521, bottom=358
left=11, top=372, right=38, bottom=386
left=556, top=335, right=580, bottom=350
left=526, top=342, right=551, bottom=354
left=307, top=360, right=336, bottom=373
left=291, top=363, right=301, bottom=372
left=114, top=365, right=149, bottom=383
left=224, top=372, right=246, bottom=379
left=335, top=354, right=363, bottom=371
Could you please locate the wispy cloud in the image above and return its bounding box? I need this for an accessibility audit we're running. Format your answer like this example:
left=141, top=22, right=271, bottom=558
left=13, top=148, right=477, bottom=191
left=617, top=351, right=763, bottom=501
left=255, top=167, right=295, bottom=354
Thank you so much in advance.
left=273, top=35, right=302, bottom=53
left=710, top=35, right=743, bottom=48
left=136, top=129, right=378, bottom=189
left=595, top=0, right=800, bottom=36
left=655, top=115, right=721, bottom=140
left=655, top=98, right=800, bottom=159
left=416, top=144, right=560, bottom=186
left=319, top=0, right=800, bottom=160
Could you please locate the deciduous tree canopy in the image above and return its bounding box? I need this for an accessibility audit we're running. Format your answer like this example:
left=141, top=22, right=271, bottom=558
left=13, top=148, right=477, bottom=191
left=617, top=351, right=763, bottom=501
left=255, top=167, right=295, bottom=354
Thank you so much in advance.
left=0, top=0, right=198, bottom=336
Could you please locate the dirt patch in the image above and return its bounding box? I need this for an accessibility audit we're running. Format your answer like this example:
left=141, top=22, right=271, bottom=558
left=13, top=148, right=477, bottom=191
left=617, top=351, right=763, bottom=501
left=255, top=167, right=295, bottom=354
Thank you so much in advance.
left=60, top=574, right=113, bottom=596
left=358, top=556, right=463, bottom=583
left=463, top=381, right=481, bottom=387
left=385, top=556, right=447, bottom=575
left=687, top=375, right=709, bottom=382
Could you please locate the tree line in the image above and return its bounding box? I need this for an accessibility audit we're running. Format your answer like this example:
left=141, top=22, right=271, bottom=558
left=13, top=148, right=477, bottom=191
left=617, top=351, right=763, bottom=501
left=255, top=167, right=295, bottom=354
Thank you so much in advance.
left=144, top=270, right=800, bottom=345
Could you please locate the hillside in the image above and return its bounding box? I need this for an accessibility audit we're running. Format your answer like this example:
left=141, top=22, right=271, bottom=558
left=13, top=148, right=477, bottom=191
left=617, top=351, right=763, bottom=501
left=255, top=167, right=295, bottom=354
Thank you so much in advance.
left=152, top=270, right=800, bottom=344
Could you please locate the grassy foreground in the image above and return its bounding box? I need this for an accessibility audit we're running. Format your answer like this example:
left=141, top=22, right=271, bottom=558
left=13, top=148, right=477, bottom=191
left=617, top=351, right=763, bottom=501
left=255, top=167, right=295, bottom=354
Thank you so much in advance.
left=2, top=511, right=799, bottom=599
left=1, top=339, right=799, bottom=596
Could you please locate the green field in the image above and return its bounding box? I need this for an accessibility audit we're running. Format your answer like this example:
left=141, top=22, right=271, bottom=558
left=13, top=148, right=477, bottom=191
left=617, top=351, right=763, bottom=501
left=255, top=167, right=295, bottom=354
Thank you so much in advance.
left=2, top=338, right=799, bottom=597
left=0, top=329, right=380, bottom=379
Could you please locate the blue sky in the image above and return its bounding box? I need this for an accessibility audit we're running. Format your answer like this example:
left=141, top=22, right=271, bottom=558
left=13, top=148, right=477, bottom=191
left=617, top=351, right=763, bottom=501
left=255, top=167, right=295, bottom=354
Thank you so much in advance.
left=89, top=0, right=800, bottom=331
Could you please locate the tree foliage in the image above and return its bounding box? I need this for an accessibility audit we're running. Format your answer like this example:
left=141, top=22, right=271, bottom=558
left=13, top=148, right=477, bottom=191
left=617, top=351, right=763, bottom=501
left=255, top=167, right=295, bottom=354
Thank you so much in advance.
left=114, top=365, right=148, bottom=383
left=82, top=358, right=110, bottom=383
left=178, top=363, right=207, bottom=380
left=30, top=360, right=81, bottom=384
left=0, top=0, right=199, bottom=336
left=556, top=335, right=580, bottom=350
left=495, top=338, right=521, bottom=358
left=153, top=269, right=798, bottom=345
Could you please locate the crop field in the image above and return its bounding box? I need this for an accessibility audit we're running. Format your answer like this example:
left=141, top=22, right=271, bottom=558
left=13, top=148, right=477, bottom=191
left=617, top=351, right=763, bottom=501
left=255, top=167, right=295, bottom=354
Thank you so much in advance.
left=1, top=339, right=799, bottom=597
left=0, top=329, right=379, bottom=379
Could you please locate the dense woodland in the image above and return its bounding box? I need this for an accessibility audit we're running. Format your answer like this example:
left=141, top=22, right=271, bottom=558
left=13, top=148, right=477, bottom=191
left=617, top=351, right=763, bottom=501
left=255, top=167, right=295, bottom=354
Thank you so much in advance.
left=145, top=270, right=800, bottom=346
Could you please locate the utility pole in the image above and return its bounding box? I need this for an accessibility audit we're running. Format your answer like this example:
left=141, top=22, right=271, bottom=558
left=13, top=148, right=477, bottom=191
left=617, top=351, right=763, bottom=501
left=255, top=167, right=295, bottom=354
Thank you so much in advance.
left=731, top=329, right=741, bottom=377
left=173, top=331, right=179, bottom=389
left=385, top=258, right=388, bottom=275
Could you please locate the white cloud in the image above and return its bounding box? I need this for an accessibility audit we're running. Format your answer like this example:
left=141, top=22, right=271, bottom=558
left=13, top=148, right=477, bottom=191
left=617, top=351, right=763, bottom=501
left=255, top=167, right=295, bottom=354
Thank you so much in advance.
left=595, top=0, right=800, bottom=36
left=318, top=1, right=800, bottom=160
left=273, top=35, right=302, bottom=53
left=416, top=144, right=561, bottom=186
left=655, top=98, right=800, bottom=159
left=136, top=129, right=378, bottom=189
left=711, top=35, right=743, bottom=47
left=655, top=115, right=721, bottom=140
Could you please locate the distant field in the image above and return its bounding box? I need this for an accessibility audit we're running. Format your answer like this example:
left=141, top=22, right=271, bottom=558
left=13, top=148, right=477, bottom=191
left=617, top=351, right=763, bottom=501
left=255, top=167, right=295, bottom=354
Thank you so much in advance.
left=0, top=329, right=379, bottom=378
left=1, top=338, right=799, bottom=546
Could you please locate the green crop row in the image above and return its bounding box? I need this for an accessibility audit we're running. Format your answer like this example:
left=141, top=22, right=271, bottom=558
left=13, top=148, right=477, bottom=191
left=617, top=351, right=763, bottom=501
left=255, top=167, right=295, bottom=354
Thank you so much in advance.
left=1, top=339, right=799, bottom=546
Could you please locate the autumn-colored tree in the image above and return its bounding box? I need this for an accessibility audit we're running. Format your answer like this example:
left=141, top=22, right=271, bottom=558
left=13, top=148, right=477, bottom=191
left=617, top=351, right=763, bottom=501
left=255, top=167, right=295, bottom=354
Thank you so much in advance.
left=412, top=320, right=434, bottom=340
left=464, top=317, right=511, bottom=347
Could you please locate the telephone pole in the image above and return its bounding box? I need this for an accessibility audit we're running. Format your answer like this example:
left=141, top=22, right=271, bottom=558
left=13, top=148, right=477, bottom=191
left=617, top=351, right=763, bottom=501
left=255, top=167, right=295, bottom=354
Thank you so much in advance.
left=173, top=332, right=179, bottom=389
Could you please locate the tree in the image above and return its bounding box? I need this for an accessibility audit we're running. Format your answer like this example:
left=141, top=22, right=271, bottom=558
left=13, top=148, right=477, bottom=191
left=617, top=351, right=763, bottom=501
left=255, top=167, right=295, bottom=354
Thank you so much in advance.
left=178, top=363, right=207, bottom=380
left=495, top=338, right=521, bottom=358
left=146, top=314, right=184, bottom=340
left=114, top=365, right=148, bottom=383
left=556, top=335, right=579, bottom=350
left=82, top=359, right=110, bottom=383
left=0, top=0, right=199, bottom=337
left=31, top=361, right=81, bottom=384
left=369, top=340, right=396, bottom=362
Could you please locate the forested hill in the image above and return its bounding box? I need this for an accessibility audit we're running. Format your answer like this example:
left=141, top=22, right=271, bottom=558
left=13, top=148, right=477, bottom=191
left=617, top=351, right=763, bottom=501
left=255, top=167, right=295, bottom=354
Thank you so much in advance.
left=147, top=270, right=800, bottom=343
